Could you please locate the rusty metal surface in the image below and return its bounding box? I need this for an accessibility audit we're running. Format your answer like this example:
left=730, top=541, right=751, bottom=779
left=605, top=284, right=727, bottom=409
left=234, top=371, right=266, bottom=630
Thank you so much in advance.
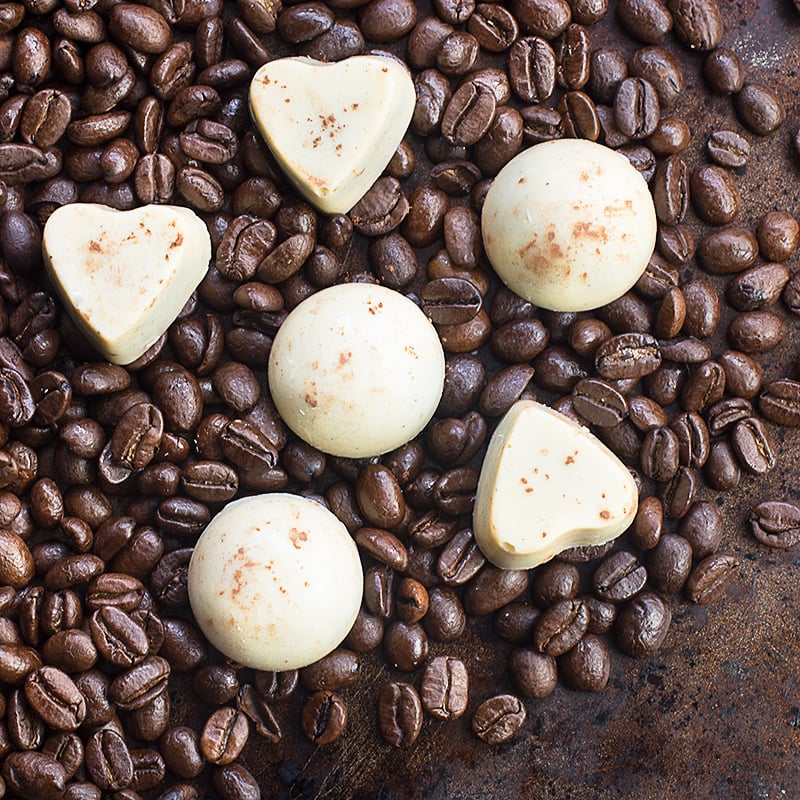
left=168, top=3, right=800, bottom=798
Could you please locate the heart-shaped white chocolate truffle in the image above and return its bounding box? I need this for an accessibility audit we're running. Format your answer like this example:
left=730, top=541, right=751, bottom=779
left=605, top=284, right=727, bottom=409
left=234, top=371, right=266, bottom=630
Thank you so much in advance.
left=43, top=203, right=210, bottom=365
left=473, top=400, right=638, bottom=570
left=249, top=55, right=415, bottom=214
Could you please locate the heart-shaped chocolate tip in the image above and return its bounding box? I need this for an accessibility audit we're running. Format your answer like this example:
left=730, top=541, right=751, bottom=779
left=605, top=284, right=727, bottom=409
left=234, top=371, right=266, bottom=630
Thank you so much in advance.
left=249, top=55, right=415, bottom=214
left=43, top=203, right=210, bottom=365
left=473, top=400, right=639, bottom=570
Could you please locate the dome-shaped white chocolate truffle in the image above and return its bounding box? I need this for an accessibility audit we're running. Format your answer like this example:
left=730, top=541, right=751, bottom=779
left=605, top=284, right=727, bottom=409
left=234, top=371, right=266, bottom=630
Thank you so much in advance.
left=188, top=494, right=363, bottom=671
left=268, top=283, right=445, bottom=458
left=482, top=139, right=657, bottom=312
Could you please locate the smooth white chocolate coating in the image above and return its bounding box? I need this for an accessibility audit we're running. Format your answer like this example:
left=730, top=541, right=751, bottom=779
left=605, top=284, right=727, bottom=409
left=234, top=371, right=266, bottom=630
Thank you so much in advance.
left=249, top=55, right=415, bottom=214
left=43, top=203, right=210, bottom=365
left=268, top=283, right=445, bottom=458
left=473, top=400, right=638, bottom=570
left=188, top=494, right=363, bottom=671
left=482, top=139, right=657, bottom=312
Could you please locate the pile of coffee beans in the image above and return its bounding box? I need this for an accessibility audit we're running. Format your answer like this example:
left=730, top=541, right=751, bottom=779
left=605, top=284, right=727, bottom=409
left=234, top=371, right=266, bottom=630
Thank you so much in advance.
left=0, top=0, right=799, bottom=794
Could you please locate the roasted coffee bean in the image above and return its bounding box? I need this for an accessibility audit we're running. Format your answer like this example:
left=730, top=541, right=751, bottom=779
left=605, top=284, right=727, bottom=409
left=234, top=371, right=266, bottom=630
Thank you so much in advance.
left=383, top=620, right=428, bottom=671
left=758, top=210, right=799, bottom=262
left=704, top=47, right=745, bottom=94
left=616, top=0, right=672, bottom=42
left=420, top=277, right=481, bottom=325
left=557, top=89, right=599, bottom=139
left=748, top=501, right=800, bottom=549
left=212, top=763, right=260, bottom=800
left=377, top=681, right=423, bottom=748
left=160, top=726, right=205, bottom=780
left=471, top=693, right=525, bottom=744
left=727, top=263, right=788, bottom=312
left=593, top=550, right=647, bottom=602
left=703, top=438, right=741, bottom=492
left=420, top=656, right=468, bottom=721
left=706, top=397, right=753, bottom=437
left=734, top=83, right=785, bottom=136
left=508, top=36, right=556, bottom=103
left=657, top=222, right=695, bottom=266
left=24, top=666, right=86, bottom=730
left=647, top=116, right=691, bottom=154
left=595, top=333, right=660, bottom=379
left=667, top=0, right=722, bottom=50
left=200, top=707, right=248, bottom=766
left=686, top=553, right=740, bottom=604
left=234, top=684, right=280, bottom=742
left=301, top=690, right=346, bottom=745
left=555, top=23, right=590, bottom=90
left=533, top=598, right=588, bottom=655
left=614, top=76, right=659, bottom=139
left=652, top=154, right=688, bottom=225
left=697, top=227, right=758, bottom=275
left=571, top=377, right=628, bottom=427
left=659, top=465, right=697, bottom=519
left=507, top=646, right=557, bottom=699
left=706, top=129, right=750, bottom=168
left=616, top=590, right=671, bottom=657
left=463, top=566, right=528, bottom=616
left=646, top=533, right=692, bottom=594
left=640, top=425, right=679, bottom=481
left=678, top=500, right=723, bottom=558
left=691, top=164, right=740, bottom=225
left=680, top=278, right=719, bottom=339
left=628, top=46, right=684, bottom=109
left=85, top=729, right=133, bottom=791
left=468, top=3, right=518, bottom=51
left=109, top=655, right=170, bottom=711
left=759, top=379, right=800, bottom=426
left=681, top=360, right=725, bottom=412
left=559, top=633, right=610, bottom=691
left=2, top=750, right=67, bottom=799
left=731, top=416, right=776, bottom=475
left=728, top=310, right=785, bottom=354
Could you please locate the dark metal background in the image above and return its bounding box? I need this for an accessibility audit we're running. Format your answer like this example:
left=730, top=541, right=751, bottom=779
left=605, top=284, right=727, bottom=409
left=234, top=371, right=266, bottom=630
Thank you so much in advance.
left=170, top=2, right=800, bottom=797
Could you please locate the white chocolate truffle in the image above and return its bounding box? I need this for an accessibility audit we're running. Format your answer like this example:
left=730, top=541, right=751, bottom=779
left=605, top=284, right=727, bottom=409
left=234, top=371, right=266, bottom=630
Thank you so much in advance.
left=473, top=400, right=638, bottom=570
left=42, top=203, right=210, bottom=365
left=481, top=139, right=657, bottom=312
left=268, top=283, right=445, bottom=458
left=249, top=55, right=415, bottom=214
left=188, top=493, right=363, bottom=671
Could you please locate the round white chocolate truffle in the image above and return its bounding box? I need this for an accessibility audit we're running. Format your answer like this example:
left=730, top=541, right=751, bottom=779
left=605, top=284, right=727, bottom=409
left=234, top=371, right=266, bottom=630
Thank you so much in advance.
left=481, top=139, right=657, bottom=312
left=188, top=493, right=363, bottom=671
left=268, top=283, right=445, bottom=458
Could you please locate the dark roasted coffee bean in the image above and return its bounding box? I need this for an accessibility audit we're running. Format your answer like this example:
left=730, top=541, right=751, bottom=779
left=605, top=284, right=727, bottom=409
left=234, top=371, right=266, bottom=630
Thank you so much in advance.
left=647, top=116, right=690, bottom=154
left=703, top=438, right=741, bottom=491
left=667, top=0, right=722, bottom=50
left=378, top=681, right=423, bottom=747
left=423, top=586, right=466, bottom=642
left=616, top=0, right=672, bottom=42
left=647, top=533, right=692, bottom=593
left=463, top=566, right=528, bottom=616
left=593, top=550, right=647, bottom=602
left=706, top=397, right=753, bottom=436
left=616, top=590, right=671, bottom=657
left=572, top=377, right=628, bottom=427
left=555, top=23, right=590, bottom=90
left=748, top=501, right=800, bottom=549
left=200, top=707, right=248, bottom=765
left=420, top=656, right=468, bottom=720
left=468, top=3, right=518, bottom=51
left=681, top=360, right=725, bottom=412
left=657, top=221, right=695, bottom=266
left=640, top=425, right=679, bottom=481
left=652, top=154, right=688, bottom=225
left=686, top=553, right=739, bottom=604
left=383, top=620, right=428, bottom=671
left=212, top=763, right=260, bottom=800
left=595, top=333, right=660, bottom=379
left=734, top=83, right=785, bottom=136
left=559, top=633, right=610, bottom=691
left=704, top=47, right=744, bottom=94
left=301, top=690, right=346, bottom=745
left=727, top=263, right=788, bottom=312
left=679, top=500, right=723, bottom=558
left=614, top=76, right=659, bottom=139
left=759, top=379, right=800, bottom=426
left=731, top=417, right=776, bottom=475
left=659, top=465, right=697, bottom=519
left=235, top=684, right=280, bottom=742
left=691, top=164, right=740, bottom=225
left=697, top=226, right=758, bottom=275
left=706, top=129, right=750, bottom=168
left=758, top=210, right=799, bottom=262
left=533, top=598, right=588, bottom=655
left=85, top=729, right=133, bottom=791
left=509, top=36, right=556, bottom=103
left=24, top=666, right=86, bottom=730
left=728, top=310, right=785, bottom=354
left=2, top=751, right=67, bottom=799
left=471, top=693, right=525, bottom=744
left=508, top=646, right=557, bottom=698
